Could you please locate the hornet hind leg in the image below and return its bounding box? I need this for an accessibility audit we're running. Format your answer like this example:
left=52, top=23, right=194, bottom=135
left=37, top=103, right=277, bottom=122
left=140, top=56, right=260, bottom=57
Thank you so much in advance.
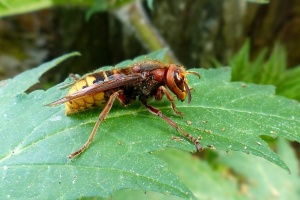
left=68, top=91, right=121, bottom=159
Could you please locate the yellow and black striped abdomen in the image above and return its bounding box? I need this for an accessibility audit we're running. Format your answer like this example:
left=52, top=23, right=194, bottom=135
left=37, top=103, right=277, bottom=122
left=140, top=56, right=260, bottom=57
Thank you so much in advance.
left=65, top=75, right=108, bottom=115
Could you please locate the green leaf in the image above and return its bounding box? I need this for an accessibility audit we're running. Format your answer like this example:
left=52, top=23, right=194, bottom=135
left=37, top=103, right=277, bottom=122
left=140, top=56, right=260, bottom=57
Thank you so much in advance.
left=242, top=0, right=269, bottom=3
left=192, top=69, right=299, bottom=173
left=219, top=139, right=300, bottom=199
left=106, top=148, right=242, bottom=200
left=146, top=0, right=154, bottom=10
left=155, top=149, right=242, bottom=200
left=87, top=141, right=300, bottom=200
left=0, top=0, right=94, bottom=18
left=86, top=0, right=133, bottom=20
left=1, top=50, right=300, bottom=199
left=0, top=52, right=80, bottom=98
left=0, top=50, right=195, bottom=199
left=0, top=0, right=51, bottom=17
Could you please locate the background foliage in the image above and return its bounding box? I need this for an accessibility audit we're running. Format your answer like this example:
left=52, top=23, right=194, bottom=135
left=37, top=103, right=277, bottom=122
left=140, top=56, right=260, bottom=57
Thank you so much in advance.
left=214, top=40, right=300, bottom=101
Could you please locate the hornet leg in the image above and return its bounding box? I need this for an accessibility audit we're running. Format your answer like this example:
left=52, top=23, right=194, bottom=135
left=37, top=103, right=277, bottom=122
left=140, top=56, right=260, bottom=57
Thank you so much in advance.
left=68, top=91, right=120, bottom=159
left=155, top=86, right=183, bottom=117
left=142, top=101, right=202, bottom=151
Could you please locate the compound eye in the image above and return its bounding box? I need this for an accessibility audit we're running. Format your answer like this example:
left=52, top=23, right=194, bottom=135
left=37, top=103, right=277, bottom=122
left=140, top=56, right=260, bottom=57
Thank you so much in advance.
left=174, top=71, right=185, bottom=91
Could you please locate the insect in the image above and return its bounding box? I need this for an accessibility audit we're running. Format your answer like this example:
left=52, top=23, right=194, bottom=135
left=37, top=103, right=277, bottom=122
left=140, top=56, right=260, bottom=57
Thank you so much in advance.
left=47, top=60, right=202, bottom=159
